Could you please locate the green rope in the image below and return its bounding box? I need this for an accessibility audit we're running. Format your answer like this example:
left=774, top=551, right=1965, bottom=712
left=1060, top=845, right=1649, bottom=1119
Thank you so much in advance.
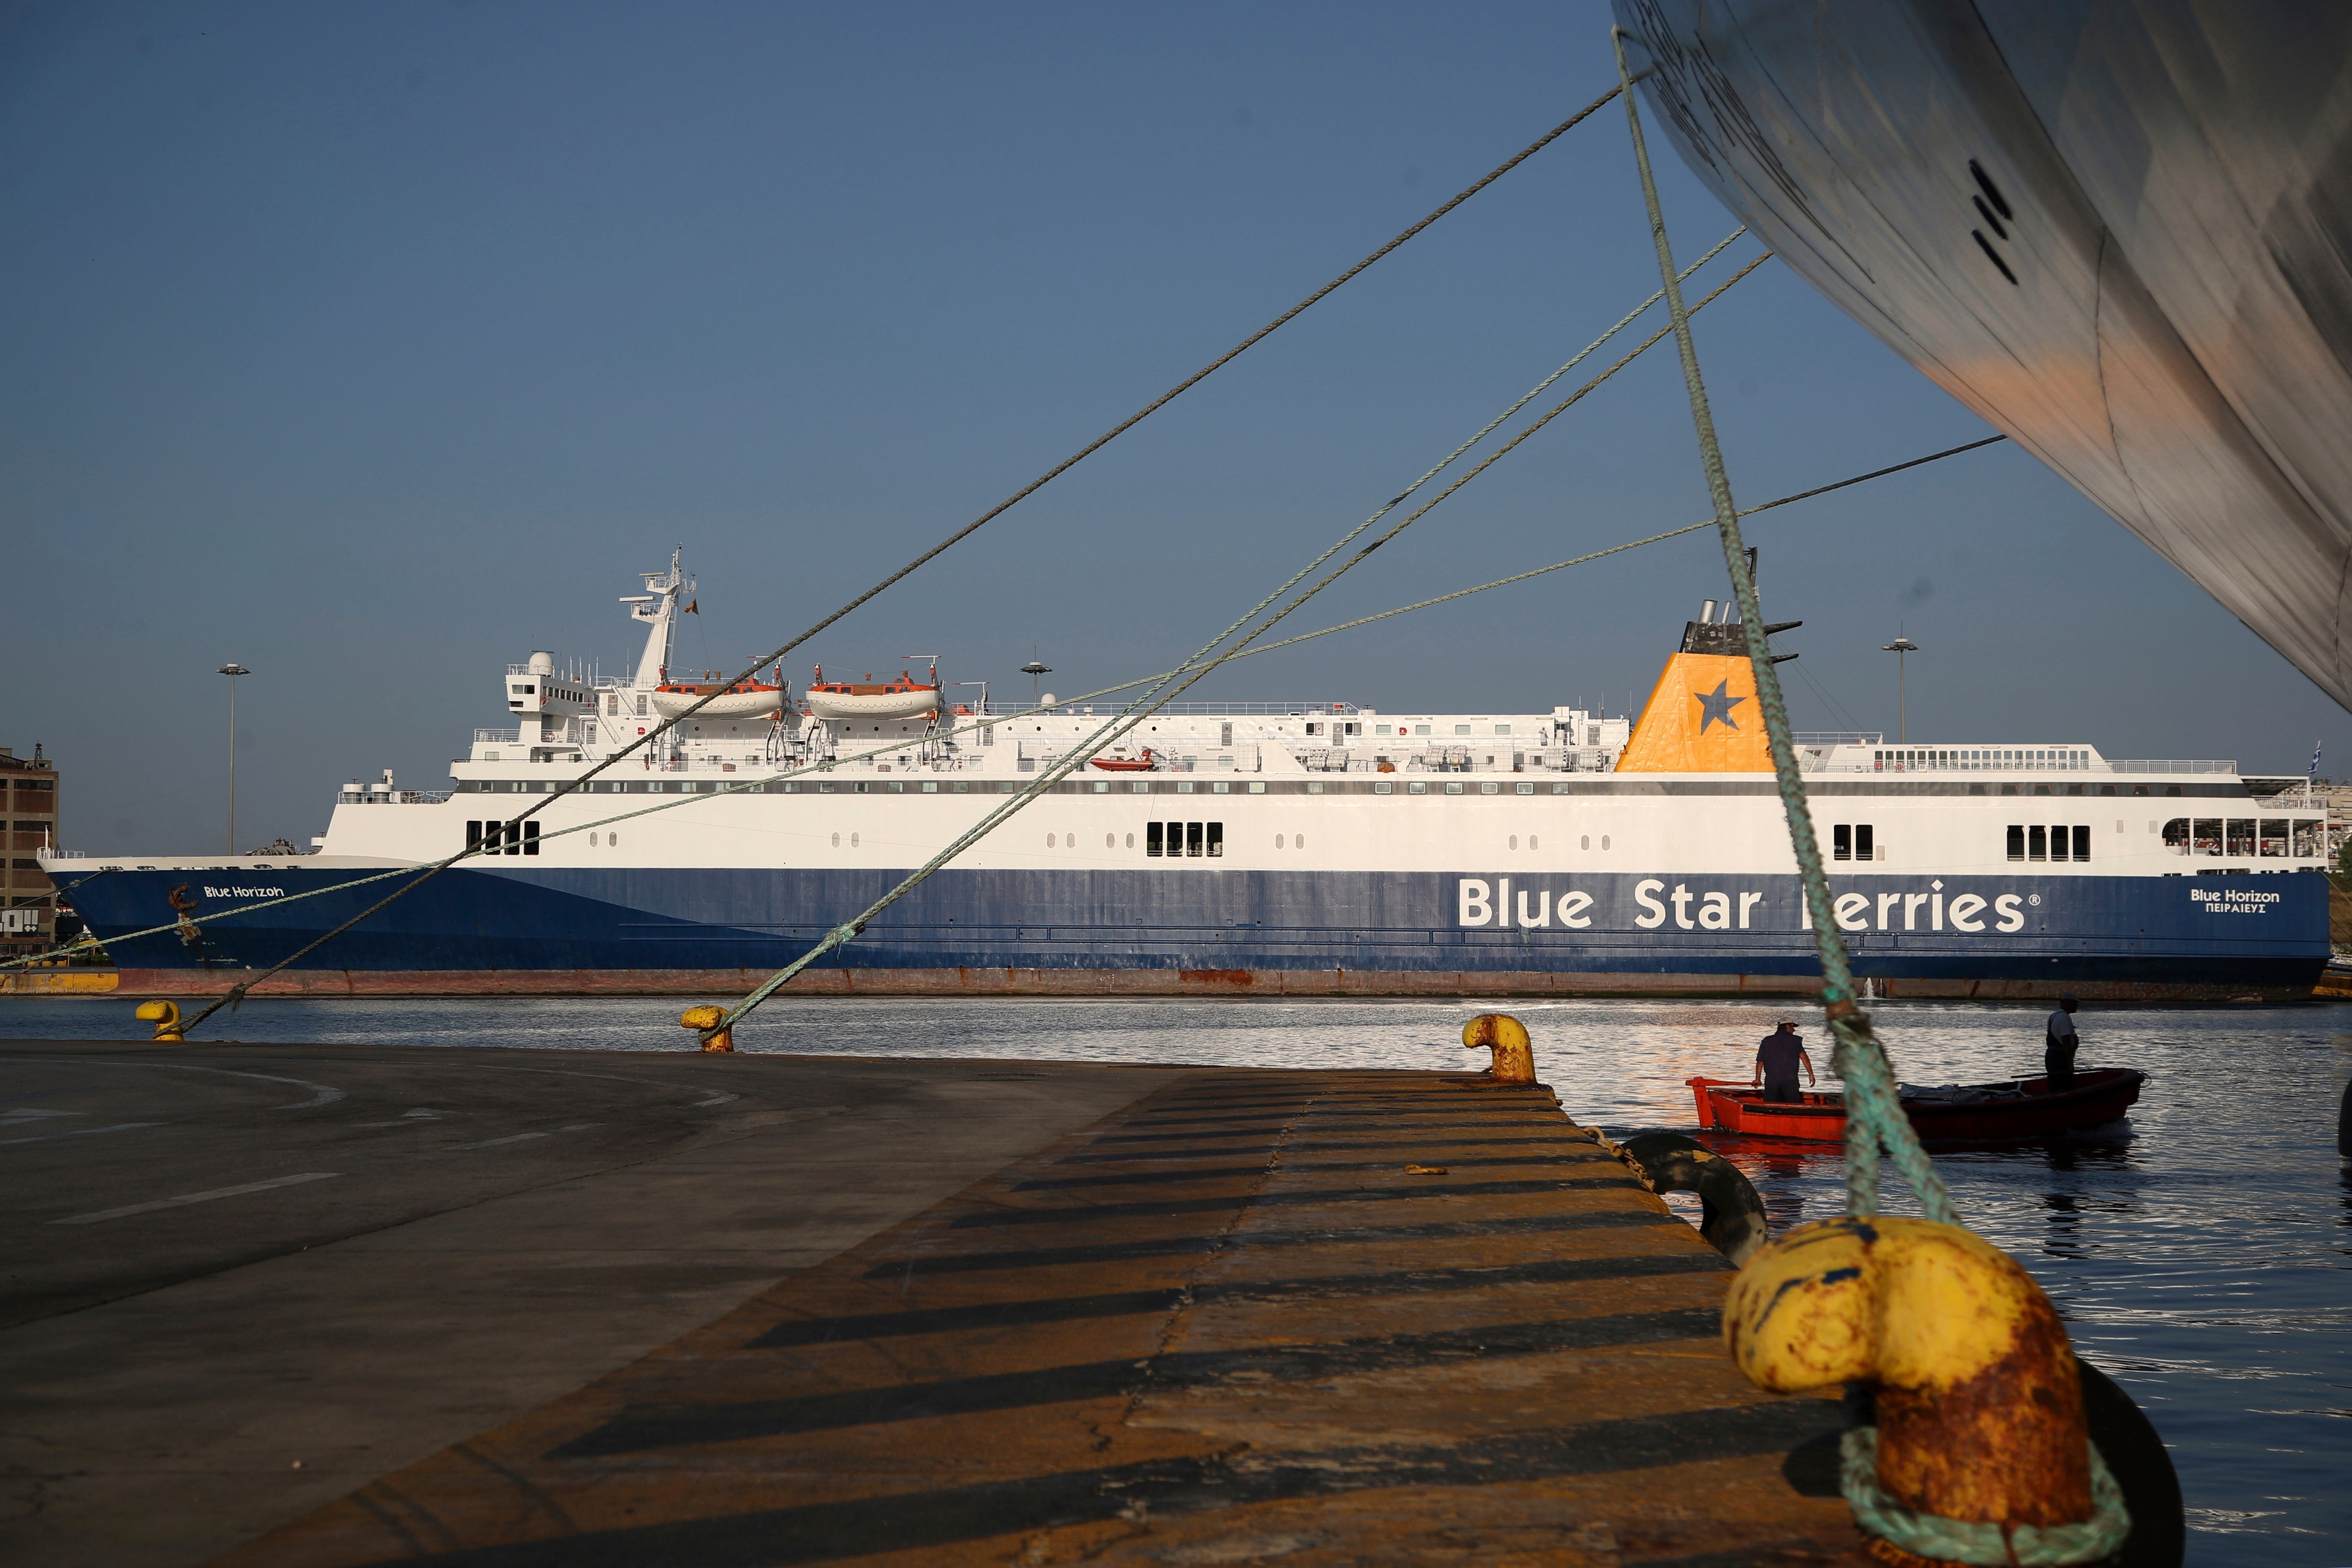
left=700, top=244, right=1766, bottom=1040
left=1611, top=28, right=2124, bottom=1565
left=1841, top=1429, right=2131, bottom=1566
left=1610, top=27, right=1954, bottom=1228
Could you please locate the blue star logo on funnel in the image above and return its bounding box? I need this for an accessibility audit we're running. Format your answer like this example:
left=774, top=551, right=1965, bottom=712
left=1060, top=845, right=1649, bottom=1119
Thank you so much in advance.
left=1694, top=678, right=1747, bottom=733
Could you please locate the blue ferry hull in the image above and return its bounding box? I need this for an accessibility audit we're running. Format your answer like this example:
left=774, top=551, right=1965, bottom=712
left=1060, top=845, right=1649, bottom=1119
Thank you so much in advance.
left=60, top=865, right=2330, bottom=1001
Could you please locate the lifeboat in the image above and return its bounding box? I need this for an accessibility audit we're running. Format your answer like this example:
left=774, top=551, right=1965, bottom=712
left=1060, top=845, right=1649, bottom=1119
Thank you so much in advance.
left=1685, top=1067, right=2146, bottom=1143
left=803, top=664, right=942, bottom=722
left=647, top=668, right=788, bottom=722
left=1090, top=748, right=1158, bottom=772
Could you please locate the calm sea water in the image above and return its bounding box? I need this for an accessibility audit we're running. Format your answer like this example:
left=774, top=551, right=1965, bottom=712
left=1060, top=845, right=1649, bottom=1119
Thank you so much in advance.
left=7, top=992, right=2347, bottom=1565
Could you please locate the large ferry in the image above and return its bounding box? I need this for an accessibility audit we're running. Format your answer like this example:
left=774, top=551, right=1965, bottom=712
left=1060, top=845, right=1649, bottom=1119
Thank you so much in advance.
left=44, top=555, right=2329, bottom=1000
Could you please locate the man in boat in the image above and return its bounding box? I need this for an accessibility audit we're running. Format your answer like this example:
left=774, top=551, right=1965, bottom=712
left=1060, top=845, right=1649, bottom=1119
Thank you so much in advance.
left=2044, top=995, right=2080, bottom=1092
left=1752, top=1020, right=1815, bottom=1103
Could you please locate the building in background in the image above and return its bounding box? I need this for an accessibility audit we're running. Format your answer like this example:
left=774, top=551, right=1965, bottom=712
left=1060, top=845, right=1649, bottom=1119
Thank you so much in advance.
left=3, top=745, right=58, bottom=955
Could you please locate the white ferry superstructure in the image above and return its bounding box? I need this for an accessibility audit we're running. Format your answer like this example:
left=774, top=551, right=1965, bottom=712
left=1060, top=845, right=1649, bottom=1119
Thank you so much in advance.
left=46, top=553, right=2329, bottom=1000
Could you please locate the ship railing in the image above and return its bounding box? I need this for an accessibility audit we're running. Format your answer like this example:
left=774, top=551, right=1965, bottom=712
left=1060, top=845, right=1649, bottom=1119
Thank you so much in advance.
left=1795, top=731, right=1884, bottom=745
left=2107, top=759, right=2239, bottom=775
left=474, top=728, right=521, bottom=744
left=337, top=789, right=453, bottom=805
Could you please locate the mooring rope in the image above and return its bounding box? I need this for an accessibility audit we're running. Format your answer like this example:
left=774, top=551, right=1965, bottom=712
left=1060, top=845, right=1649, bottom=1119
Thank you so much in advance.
left=1610, top=28, right=2124, bottom=1565
left=1609, top=27, right=1953, bottom=1226
left=696, top=241, right=1767, bottom=1040
left=150, top=92, right=1626, bottom=1036
left=9, top=431, right=2010, bottom=978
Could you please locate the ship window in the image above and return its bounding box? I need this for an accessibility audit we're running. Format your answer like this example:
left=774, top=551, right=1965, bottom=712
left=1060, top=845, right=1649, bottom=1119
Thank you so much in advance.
left=1516, top=781, right=1533, bottom=794
left=1529, top=835, right=1537, bottom=850
left=1408, top=781, right=1427, bottom=795
left=2294, top=819, right=2321, bottom=858
left=511, top=683, right=530, bottom=694
left=523, top=822, right=539, bottom=856
left=2072, top=825, right=2090, bottom=862
left=1602, top=835, right=1610, bottom=850
left=2028, top=826, right=2047, bottom=861
left=851, top=833, right=859, bottom=847
left=1856, top=825, right=1873, bottom=861
left=1305, top=723, right=1320, bottom=735
left=2226, top=819, right=2255, bottom=857
left=831, top=833, right=839, bottom=847
left=1047, top=833, right=1057, bottom=848
left=1581, top=835, right=1590, bottom=850
left=1833, top=824, right=1851, bottom=862
left=1132, top=781, right=1149, bottom=794
left=1455, top=724, right=1471, bottom=735
left=1207, top=822, right=1223, bottom=858
left=1186, top=822, right=1204, bottom=858
left=1445, top=781, right=1464, bottom=795
left=1479, top=781, right=1498, bottom=795
left=1147, top=822, right=1164, bottom=857
left=1276, top=833, right=1286, bottom=848
left=1308, top=781, right=1324, bottom=795
left=1415, top=725, right=1430, bottom=735
left=2162, top=818, right=2190, bottom=854
left=1374, top=781, right=1393, bottom=795
left=466, top=821, right=483, bottom=849
left=1495, top=724, right=1510, bottom=735
left=1124, top=833, right=1133, bottom=848
left=2007, top=825, right=2024, bottom=861
left=1508, top=835, right=1517, bottom=850
left=1104, top=833, right=1115, bottom=848
left=635, top=695, right=648, bottom=716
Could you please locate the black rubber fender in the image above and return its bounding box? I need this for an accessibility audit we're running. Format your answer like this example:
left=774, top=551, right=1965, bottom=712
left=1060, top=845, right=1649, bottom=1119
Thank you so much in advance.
left=2080, top=1360, right=2185, bottom=1568
left=1617, top=1131, right=1769, bottom=1266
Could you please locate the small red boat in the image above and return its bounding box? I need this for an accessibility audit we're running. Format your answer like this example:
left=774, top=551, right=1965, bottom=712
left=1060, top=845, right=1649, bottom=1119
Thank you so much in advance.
left=1090, top=748, right=1159, bottom=772
left=1687, top=1067, right=2146, bottom=1143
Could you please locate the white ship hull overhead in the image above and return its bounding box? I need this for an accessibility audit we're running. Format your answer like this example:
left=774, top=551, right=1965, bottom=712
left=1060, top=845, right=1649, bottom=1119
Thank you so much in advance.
left=1615, top=0, right=2352, bottom=710
left=40, top=558, right=2329, bottom=1001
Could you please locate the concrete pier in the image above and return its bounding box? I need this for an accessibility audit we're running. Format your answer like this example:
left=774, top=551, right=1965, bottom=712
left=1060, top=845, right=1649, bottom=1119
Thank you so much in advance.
left=1, top=1040, right=1869, bottom=1566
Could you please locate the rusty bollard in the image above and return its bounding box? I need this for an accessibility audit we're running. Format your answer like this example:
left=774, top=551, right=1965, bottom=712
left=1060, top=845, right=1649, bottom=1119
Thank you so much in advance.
left=1725, top=1216, right=2122, bottom=1562
left=1460, top=1012, right=1535, bottom=1084
left=134, top=999, right=184, bottom=1042
left=679, top=1004, right=735, bottom=1053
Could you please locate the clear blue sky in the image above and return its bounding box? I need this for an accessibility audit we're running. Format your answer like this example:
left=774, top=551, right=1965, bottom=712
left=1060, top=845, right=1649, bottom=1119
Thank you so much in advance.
left=7, top=1, right=2346, bottom=854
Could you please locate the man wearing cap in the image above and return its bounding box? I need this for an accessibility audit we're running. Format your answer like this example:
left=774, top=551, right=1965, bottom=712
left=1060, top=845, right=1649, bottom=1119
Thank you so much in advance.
left=1752, top=1019, right=1815, bottom=1103
left=2044, top=995, right=2081, bottom=1091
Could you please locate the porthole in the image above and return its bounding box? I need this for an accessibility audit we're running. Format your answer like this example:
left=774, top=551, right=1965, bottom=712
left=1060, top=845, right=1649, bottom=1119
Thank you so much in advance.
left=1295, top=833, right=1305, bottom=850
left=1580, top=835, right=1589, bottom=850
left=1104, top=833, right=1115, bottom=848
left=1509, top=835, right=1517, bottom=850
left=1276, top=833, right=1286, bottom=848
left=831, top=832, right=840, bottom=848
left=851, top=833, right=860, bottom=848
left=1529, top=835, right=1538, bottom=851
left=1048, top=833, right=1057, bottom=847
left=1602, top=835, right=1610, bottom=850
left=609, top=833, right=618, bottom=848
left=1125, top=833, right=1134, bottom=848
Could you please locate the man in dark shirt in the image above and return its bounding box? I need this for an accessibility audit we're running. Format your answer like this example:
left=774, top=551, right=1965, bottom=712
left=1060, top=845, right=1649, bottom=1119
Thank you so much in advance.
left=1753, top=1019, right=1815, bottom=1102
left=2044, top=995, right=2080, bottom=1091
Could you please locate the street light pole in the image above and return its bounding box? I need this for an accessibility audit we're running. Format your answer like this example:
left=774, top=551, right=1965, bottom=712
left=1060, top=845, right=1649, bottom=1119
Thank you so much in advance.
left=218, top=664, right=250, bottom=853
left=1880, top=637, right=1917, bottom=744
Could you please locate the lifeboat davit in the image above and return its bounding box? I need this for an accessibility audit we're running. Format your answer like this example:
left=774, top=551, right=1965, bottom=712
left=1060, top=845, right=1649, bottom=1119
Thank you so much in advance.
left=647, top=669, right=788, bottom=722
left=804, top=666, right=941, bottom=722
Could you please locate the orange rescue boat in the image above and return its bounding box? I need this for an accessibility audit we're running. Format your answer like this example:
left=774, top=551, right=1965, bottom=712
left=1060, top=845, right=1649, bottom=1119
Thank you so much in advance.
left=1687, top=1067, right=2146, bottom=1143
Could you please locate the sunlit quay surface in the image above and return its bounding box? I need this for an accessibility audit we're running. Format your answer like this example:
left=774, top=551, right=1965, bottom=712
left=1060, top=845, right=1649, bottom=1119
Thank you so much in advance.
left=6, top=994, right=2346, bottom=1562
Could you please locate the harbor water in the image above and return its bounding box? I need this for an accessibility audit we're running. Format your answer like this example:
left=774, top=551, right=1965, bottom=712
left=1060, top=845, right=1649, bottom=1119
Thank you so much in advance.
left=6, top=993, right=2346, bottom=1564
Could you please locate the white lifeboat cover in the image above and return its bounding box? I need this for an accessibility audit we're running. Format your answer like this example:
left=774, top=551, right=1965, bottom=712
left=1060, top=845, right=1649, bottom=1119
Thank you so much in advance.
left=805, top=687, right=940, bottom=721
left=647, top=688, right=787, bottom=721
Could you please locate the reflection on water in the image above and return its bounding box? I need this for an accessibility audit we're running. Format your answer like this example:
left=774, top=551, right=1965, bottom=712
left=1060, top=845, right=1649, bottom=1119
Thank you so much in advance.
left=4, top=992, right=2347, bottom=1564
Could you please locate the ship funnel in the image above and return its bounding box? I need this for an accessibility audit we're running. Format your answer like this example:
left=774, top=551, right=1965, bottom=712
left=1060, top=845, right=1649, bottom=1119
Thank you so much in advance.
left=1617, top=604, right=1801, bottom=773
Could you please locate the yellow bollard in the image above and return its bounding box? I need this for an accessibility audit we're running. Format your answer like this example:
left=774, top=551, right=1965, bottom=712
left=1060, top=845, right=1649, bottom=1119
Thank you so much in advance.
left=134, top=999, right=184, bottom=1043
left=1725, top=1215, right=2095, bottom=1546
left=679, top=1004, right=735, bottom=1053
left=1460, top=1012, right=1535, bottom=1084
